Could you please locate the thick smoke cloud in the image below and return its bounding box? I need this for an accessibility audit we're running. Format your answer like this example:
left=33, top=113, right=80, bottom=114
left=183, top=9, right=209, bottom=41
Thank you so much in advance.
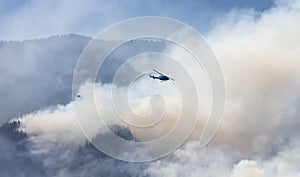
left=207, top=0, right=300, bottom=155
left=1, top=0, right=300, bottom=176
left=147, top=0, right=300, bottom=176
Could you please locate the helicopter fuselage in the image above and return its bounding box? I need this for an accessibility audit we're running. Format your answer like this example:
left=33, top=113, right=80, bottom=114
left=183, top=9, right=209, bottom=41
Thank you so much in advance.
left=149, top=74, right=169, bottom=81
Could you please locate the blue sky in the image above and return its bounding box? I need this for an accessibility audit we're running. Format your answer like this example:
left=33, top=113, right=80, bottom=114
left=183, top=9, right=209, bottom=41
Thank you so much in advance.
left=0, top=0, right=274, bottom=40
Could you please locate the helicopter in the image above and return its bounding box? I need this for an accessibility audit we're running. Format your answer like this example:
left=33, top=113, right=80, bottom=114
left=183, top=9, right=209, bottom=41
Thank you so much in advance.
left=149, top=69, right=175, bottom=81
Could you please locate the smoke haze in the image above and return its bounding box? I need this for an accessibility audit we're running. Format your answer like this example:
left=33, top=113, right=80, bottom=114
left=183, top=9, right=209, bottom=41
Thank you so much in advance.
left=1, top=0, right=300, bottom=176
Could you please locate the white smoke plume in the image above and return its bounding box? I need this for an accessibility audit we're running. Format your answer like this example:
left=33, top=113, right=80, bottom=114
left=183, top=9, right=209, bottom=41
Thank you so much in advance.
left=147, top=0, right=300, bottom=176
left=1, top=0, right=300, bottom=176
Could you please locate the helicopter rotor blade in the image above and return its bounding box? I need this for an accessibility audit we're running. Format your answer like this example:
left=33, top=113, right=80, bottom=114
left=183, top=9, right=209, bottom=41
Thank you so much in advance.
left=153, top=69, right=165, bottom=76
left=168, top=77, right=175, bottom=81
